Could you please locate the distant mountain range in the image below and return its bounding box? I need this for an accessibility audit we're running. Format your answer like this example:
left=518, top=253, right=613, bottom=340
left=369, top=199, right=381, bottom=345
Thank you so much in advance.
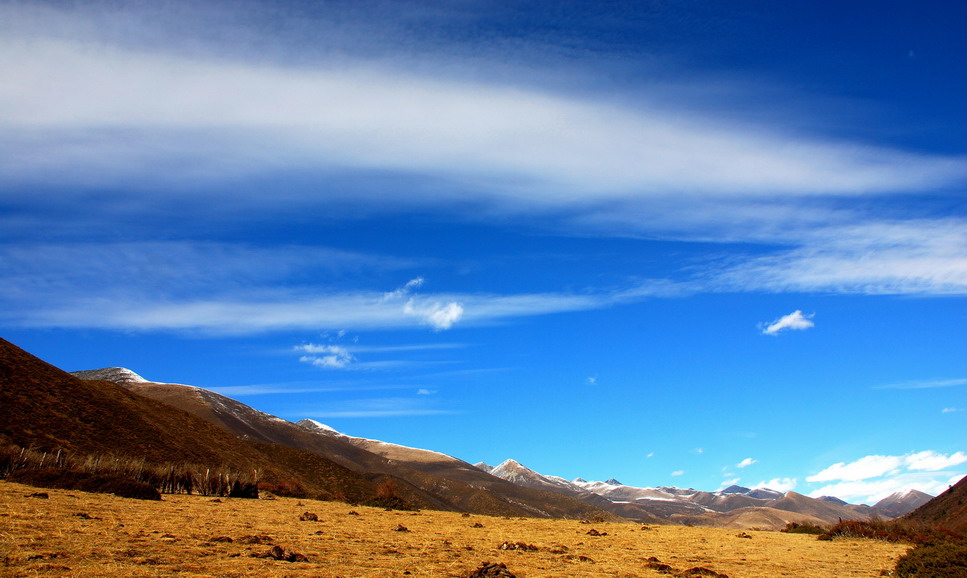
left=474, top=458, right=929, bottom=528
left=0, top=338, right=946, bottom=530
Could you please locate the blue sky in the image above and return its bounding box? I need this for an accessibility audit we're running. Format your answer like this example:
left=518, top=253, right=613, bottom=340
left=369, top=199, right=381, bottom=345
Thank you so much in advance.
left=2, top=0, right=965, bottom=504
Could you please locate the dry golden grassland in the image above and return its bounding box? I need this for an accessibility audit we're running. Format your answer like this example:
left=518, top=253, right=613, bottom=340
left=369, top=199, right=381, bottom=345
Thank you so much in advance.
left=0, top=480, right=909, bottom=577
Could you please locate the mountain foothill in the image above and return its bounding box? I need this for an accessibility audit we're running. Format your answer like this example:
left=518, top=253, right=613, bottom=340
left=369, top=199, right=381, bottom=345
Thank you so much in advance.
left=1, top=337, right=963, bottom=532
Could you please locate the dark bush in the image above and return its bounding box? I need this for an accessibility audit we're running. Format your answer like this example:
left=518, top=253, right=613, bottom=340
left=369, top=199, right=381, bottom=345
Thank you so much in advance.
left=9, top=467, right=160, bottom=500
left=75, top=474, right=161, bottom=500
left=894, top=540, right=967, bottom=577
left=228, top=479, right=259, bottom=499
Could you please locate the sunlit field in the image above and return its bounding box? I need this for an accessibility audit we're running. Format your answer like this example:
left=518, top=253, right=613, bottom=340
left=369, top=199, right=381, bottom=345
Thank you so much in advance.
left=0, top=481, right=909, bottom=577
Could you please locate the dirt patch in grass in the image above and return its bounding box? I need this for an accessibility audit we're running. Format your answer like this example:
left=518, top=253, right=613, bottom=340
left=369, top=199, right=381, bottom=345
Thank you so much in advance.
left=0, top=480, right=909, bottom=576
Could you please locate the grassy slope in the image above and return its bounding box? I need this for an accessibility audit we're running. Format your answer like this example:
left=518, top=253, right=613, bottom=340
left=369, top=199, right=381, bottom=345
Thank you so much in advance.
left=905, top=476, right=967, bottom=534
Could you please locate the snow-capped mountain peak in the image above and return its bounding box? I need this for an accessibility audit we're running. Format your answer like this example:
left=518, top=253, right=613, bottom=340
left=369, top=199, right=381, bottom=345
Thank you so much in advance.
left=72, top=367, right=148, bottom=383
left=297, top=418, right=343, bottom=436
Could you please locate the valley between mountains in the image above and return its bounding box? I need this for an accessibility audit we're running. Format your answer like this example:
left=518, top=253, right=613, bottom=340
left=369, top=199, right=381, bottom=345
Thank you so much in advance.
left=61, top=350, right=935, bottom=530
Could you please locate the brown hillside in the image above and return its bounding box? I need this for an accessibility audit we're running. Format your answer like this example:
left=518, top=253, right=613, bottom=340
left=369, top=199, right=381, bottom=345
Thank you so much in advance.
left=768, top=491, right=870, bottom=522
left=678, top=506, right=832, bottom=531
left=73, top=368, right=620, bottom=520
left=904, top=475, right=967, bottom=533
left=0, top=337, right=388, bottom=502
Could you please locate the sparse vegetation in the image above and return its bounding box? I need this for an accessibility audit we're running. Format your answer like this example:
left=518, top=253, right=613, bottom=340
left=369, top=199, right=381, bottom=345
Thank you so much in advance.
left=819, top=518, right=959, bottom=545
left=815, top=516, right=967, bottom=577
left=0, top=443, right=258, bottom=499
left=0, top=481, right=909, bottom=576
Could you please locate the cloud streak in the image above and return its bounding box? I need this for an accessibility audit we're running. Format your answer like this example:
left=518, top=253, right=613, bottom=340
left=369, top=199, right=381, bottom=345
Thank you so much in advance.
left=875, top=378, right=967, bottom=390
left=4, top=30, right=964, bottom=202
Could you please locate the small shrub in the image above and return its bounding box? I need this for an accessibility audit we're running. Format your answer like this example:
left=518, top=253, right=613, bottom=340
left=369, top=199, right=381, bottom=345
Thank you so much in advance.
left=781, top=521, right=827, bottom=535
left=364, top=478, right=415, bottom=510
left=259, top=479, right=309, bottom=499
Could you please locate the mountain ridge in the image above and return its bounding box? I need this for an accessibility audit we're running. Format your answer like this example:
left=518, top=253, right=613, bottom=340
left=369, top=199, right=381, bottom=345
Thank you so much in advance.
left=70, top=364, right=618, bottom=521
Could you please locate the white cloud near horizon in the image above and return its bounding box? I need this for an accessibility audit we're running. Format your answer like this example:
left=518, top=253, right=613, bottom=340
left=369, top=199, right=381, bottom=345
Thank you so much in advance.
left=808, top=451, right=967, bottom=483
left=808, top=473, right=966, bottom=505
left=761, top=310, right=815, bottom=335
left=719, top=478, right=741, bottom=489
left=805, top=451, right=967, bottom=503
left=754, top=478, right=797, bottom=493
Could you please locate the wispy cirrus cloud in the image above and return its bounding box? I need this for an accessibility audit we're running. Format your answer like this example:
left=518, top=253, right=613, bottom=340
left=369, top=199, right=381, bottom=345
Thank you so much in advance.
left=301, top=397, right=456, bottom=419
left=3, top=3, right=965, bottom=221
left=874, top=378, right=967, bottom=390
left=0, top=239, right=670, bottom=333
left=718, top=220, right=967, bottom=296
left=4, top=29, right=963, bottom=201
left=736, top=458, right=757, bottom=469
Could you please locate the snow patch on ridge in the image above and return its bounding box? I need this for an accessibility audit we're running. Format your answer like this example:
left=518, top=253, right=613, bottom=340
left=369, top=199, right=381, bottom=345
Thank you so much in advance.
left=297, top=419, right=458, bottom=461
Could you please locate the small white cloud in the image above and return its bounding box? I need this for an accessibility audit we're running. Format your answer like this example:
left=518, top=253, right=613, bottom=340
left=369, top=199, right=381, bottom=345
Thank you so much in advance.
left=671, top=470, right=685, bottom=477
left=416, top=388, right=435, bottom=395
left=761, top=310, right=815, bottom=335
left=426, top=302, right=464, bottom=330
left=694, top=448, right=704, bottom=455
left=942, top=407, right=964, bottom=413
left=296, top=343, right=354, bottom=369
left=737, top=457, right=757, bottom=469
left=405, top=299, right=464, bottom=330
left=646, top=452, right=655, bottom=458
left=586, top=376, right=597, bottom=385
left=719, top=478, right=741, bottom=489
left=754, top=478, right=797, bottom=493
